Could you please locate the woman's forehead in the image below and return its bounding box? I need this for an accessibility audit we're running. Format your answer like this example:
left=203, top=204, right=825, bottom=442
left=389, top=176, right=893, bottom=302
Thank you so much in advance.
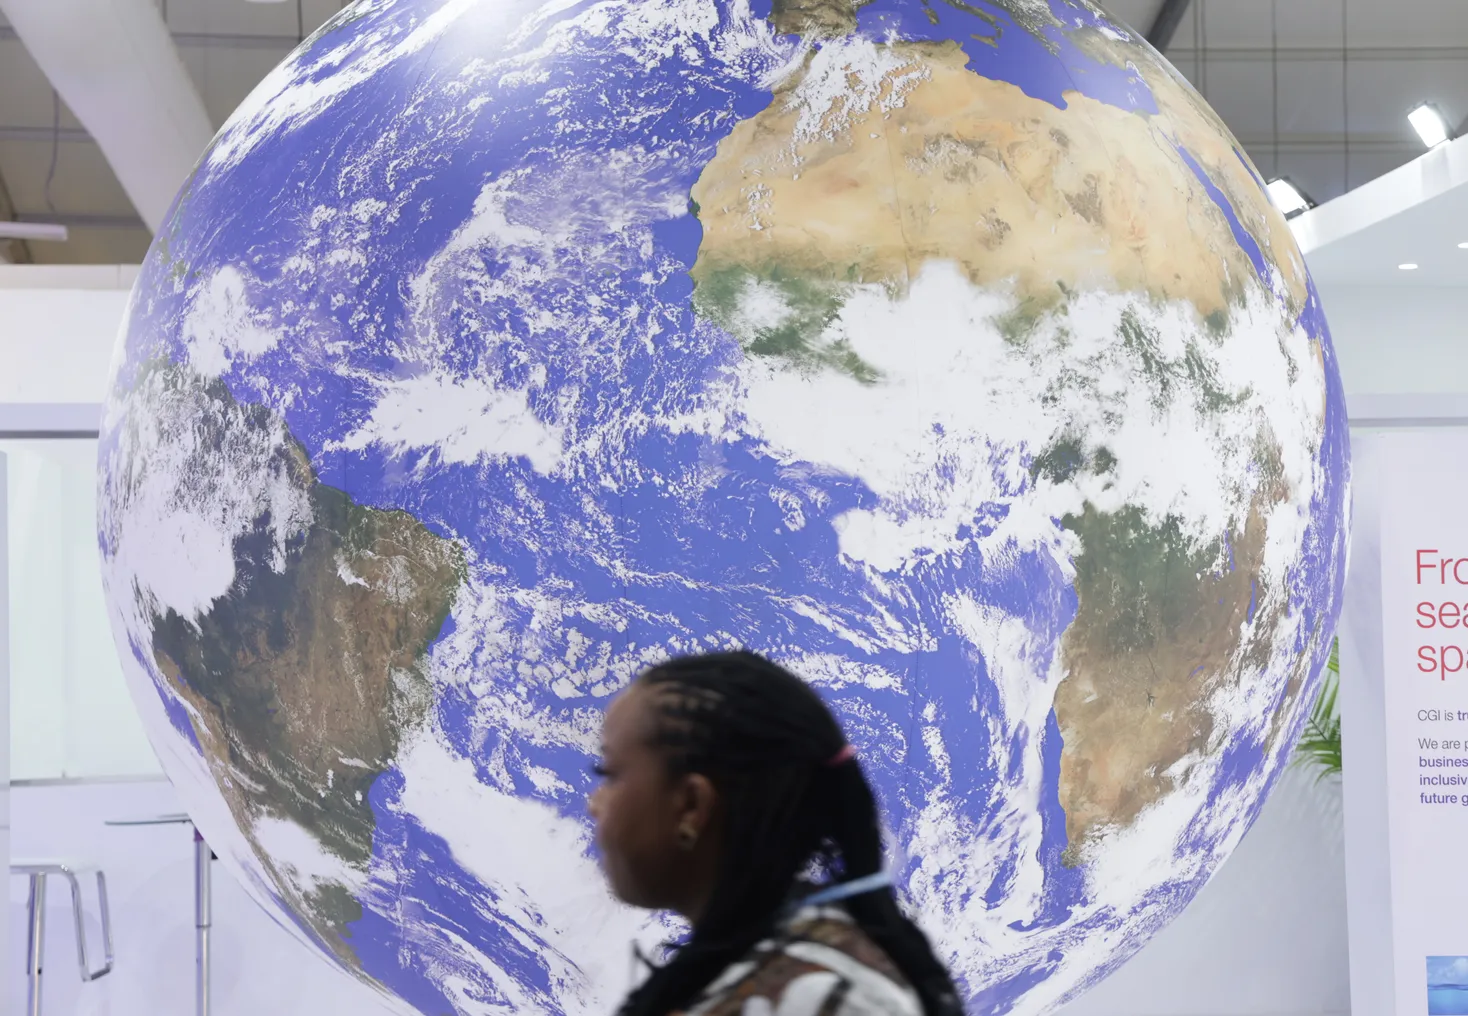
left=603, top=682, right=653, bottom=747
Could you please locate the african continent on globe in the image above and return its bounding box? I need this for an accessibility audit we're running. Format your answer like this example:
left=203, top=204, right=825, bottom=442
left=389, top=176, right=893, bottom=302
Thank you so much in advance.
left=97, top=0, right=1349, bottom=1013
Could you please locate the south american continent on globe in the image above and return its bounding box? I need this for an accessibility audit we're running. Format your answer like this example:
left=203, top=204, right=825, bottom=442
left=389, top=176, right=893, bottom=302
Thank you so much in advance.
left=97, top=1, right=1350, bottom=1014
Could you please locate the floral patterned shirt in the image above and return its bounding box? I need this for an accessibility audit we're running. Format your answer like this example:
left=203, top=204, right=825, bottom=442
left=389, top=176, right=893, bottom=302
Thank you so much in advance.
left=684, top=905, right=923, bottom=1016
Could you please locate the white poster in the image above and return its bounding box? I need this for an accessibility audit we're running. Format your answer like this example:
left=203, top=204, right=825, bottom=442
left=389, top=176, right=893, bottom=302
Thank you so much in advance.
left=1380, top=430, right=1468, bottom=1016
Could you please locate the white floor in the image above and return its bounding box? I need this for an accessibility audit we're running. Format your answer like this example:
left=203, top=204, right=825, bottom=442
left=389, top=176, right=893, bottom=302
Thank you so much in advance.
left=6, top=768, right=1347, bottom=1016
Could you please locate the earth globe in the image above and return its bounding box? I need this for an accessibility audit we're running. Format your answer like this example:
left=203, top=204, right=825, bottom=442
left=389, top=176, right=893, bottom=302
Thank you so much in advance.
left=97, top=0, right=1350, bottom=1014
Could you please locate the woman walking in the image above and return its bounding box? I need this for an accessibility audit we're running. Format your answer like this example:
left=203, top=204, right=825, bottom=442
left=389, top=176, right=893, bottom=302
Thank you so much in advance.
left=589, top=650, right=963, bottom=1016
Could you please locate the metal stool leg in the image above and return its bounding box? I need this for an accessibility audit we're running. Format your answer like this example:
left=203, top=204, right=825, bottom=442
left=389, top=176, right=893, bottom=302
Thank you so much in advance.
left=61, top=869, right=114, bottom=981
left=195, top=829, right=212, bottom=1016
left=12, top=861, right=114, bottom=1015
left=26, top=872, right=46, bottom=1016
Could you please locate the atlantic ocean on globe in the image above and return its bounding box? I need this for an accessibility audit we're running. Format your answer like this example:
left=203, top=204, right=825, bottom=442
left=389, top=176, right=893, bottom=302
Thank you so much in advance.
left=97, top=1, right=1350, bottom=1013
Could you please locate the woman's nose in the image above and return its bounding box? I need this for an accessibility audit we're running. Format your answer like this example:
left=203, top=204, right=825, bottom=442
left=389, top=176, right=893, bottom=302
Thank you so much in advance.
left=587, top=783, right=604, bottom=820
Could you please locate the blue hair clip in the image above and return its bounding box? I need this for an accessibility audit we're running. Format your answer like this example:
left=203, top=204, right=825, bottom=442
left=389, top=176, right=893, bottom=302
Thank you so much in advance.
left=801, top=871, right=892, bottom=908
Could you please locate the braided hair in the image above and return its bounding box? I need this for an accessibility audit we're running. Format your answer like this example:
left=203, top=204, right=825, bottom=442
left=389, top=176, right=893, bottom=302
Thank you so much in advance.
left=614, top=650, right=961, bottom=1016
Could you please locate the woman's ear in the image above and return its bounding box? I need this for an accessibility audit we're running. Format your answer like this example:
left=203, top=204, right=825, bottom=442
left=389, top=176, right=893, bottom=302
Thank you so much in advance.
left=675, top=771, right=719, bottom=845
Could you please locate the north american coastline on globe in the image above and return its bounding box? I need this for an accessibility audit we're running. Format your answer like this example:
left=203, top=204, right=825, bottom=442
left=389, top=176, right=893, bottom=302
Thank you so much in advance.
left=96, top=1, right=1351, bottom=1014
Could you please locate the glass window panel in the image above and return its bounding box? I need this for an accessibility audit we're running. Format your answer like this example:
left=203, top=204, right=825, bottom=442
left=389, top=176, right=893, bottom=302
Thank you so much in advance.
left=4, top=438, right=161, bottom=780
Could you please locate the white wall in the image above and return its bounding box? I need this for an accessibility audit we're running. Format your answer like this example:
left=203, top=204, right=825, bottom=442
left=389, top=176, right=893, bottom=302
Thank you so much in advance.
left=0, top=266, right=135, bottom=407
left=2, top=451, right=10, bottom=1002
left=1319, top=285, right=1468, bottom=399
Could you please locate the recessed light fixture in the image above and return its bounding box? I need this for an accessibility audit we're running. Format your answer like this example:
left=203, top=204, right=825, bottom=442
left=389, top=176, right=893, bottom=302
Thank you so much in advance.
left=1458, top=242, right=1468, bottom=249
left=1265, top=178, right=1313, bottom=219
left=1399, top=263, right=1420, bottom=271
left=1408, top=103, right=1454, bottom=149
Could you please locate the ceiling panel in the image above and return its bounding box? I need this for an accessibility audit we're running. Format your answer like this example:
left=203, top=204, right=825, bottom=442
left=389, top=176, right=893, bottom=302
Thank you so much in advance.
left=1275, top=1, right=1355, bottom=49
left=178, top=42, right=301, bottom=128
left=1345, top=57, right=1468, bottom=135
left=1183, top=0, right=1282, bottom=49
left=0, top=37, right=63, bottom=127
left=1184, top=54, right=1279, bottom=137
left=1174, top=0, right=1468, bottom=52
left=1273, top=58, right=1347, bottom=137
left=161, top=0, right=339, bottom=39
left=0, top=140, right=136, bottom=216
left=1343, top=0, right=1468, bottom=49
left=30, top=225, right=151, bottom=265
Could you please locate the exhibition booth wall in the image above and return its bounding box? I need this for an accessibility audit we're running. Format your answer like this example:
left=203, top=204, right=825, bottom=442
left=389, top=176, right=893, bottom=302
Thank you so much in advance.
left=2, top=151, right=1463, bottom=1011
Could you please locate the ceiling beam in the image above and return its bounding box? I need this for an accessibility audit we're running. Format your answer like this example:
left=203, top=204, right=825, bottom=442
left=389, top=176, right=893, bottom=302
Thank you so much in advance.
left=1147, top=0, right=1192, bottom=53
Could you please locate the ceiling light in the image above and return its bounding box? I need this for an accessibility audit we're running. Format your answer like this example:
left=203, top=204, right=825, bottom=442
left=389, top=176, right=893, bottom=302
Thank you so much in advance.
left=1265, top=178, right=1313, bottom=219
left=1458, top=242, right=1468, bottom=249
left=1399, top=263, right=1420, bottom=271
left=1408, top=103, right=1453, bottom=149
left=0, top=221, right=68, bottom=242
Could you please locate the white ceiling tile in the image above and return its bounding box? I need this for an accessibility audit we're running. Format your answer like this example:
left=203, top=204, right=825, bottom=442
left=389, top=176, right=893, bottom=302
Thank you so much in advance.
left=163, top=0, right=330, bottom=39
left=1194, top=0, right=1275, bottom=49
left=179, top=43, right=294, bottom=128
left=1192, top=58, right=1278, bottom=138
left=0, top=40, right=57, bottom=128
left=1344, top=58, right=1468, bottom=136
left=0, top=41, right=85, bottom=130
left=1347, top=0, right=1468, bottom=50
left=0, top=140, right=139, bottom=216
left=1274, top=58, right=1347, bottom=136
left=1274, top=0, right=1350, bottom=49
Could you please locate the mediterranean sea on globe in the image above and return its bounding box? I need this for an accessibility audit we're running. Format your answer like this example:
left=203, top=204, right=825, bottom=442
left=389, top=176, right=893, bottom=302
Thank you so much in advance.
left=96, top=0, right=1350, bottom=1014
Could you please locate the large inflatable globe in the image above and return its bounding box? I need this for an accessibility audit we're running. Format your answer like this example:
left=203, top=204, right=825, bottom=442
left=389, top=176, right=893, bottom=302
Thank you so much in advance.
left=98, top=0, right=1349, bottom=1013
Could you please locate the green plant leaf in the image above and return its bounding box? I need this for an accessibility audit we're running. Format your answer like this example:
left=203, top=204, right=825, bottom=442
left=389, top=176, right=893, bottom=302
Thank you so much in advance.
left=1293, top=636, right=1342, bottom=780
